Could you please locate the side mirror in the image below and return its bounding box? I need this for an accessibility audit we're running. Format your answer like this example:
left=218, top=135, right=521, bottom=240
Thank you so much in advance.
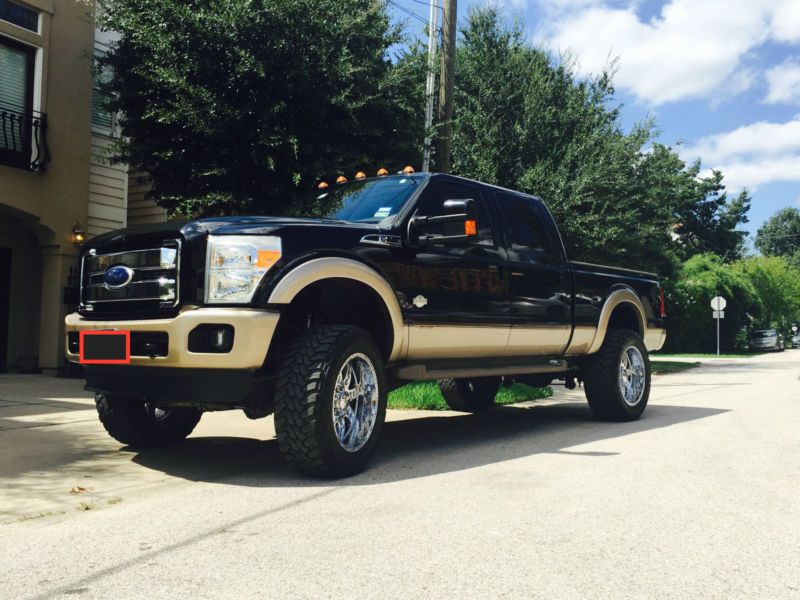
left=409, top=198, right=478, bottom=246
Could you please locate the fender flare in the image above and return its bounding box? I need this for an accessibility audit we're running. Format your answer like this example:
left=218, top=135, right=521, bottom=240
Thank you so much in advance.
left=267, top=257, right=405, bottom=362
left=586, top=287, right=647, bottom=355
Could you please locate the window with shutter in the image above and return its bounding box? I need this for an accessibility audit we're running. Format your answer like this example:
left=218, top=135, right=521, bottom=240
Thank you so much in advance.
left=92, top=48, right=115, bottom=133
left=0, top=37, right=34, bottom=157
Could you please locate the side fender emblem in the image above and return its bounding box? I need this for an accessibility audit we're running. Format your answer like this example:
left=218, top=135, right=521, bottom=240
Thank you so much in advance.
left=413, top=295, right=428, bottom=308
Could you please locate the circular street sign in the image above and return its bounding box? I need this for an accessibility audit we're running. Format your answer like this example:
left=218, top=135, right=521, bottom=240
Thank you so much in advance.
left=710, top=296, right=727, bottom=311
left=793, top=325, right=798, bottom=333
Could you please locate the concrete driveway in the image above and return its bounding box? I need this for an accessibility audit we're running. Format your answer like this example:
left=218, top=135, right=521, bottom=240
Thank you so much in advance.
left=1, top=352, right=798, bottom=599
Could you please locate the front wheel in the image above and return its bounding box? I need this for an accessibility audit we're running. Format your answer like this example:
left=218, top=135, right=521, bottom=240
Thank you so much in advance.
left=274, top=325, right=387, bottom=477
left=581, top=330, right=650, bottom=422
left=96, top=395, right=202, bottom=448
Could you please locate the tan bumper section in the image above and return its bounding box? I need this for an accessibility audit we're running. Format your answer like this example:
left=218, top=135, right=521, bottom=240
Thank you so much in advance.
left=65, top=307, right=280, bottom=369
left=644, top=327, right=667, bottom=352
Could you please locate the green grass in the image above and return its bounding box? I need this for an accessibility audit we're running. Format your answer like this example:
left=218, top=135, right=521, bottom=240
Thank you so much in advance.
left=650, top=360, right=700, bottom=375
left=388, top=381, right=553, bottom=411
left=655, top=353, right=756, bottom=359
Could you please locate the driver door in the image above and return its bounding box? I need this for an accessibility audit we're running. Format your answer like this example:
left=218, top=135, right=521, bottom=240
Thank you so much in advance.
left=397, top=179, right=511, bottom=360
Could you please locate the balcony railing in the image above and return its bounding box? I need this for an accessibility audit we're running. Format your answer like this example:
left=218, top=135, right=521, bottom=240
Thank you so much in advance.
left=0, top=106, right=51, bottom=172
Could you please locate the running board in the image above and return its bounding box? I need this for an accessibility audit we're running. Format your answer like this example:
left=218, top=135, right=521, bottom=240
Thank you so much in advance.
left=392, top=358, right=569, bottom=381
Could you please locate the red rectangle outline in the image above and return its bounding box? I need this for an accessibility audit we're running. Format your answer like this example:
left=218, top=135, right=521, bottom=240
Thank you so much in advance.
left=79, top=330, right=131, bottom=365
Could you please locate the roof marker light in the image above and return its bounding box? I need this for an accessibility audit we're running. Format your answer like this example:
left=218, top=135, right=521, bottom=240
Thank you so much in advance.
left=355, top=171, right=366, bottom=180
left=318, top=181, right=329, bottom=189
left=336, top=176, right=348, bottom=184
left=403, top=165, right=415, bottom=174
left=377, top=168, right=389, bottom=177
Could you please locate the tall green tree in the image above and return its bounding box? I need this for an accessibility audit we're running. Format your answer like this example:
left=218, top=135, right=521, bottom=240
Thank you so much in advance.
left=97, top=0, right=423, bottom=217
left=755, top=207, right=800, bottom=267
left=443, top=7, right=749, bottom=275
left=672, top=168, right=750, bottom=262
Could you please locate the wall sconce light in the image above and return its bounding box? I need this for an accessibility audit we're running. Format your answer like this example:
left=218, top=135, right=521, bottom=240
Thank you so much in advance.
left=70, top=222, right=86, bottom=247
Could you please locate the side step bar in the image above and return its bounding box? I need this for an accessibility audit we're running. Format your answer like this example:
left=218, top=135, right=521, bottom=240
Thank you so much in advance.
left=392, top=358, right=569, bottom=381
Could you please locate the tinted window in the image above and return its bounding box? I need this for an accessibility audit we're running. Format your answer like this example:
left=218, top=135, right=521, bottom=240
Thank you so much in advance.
left=753, top=330, right=777, bottom=338
left=414, top=182, right=494, bottom=246
left=320, top=176, right=421, bottom=223
left=496, top=192, right=553, bottom=262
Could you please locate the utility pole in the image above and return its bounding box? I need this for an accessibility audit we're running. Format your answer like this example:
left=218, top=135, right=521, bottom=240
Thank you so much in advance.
left=422, top=0, right=439, bottom=172
left=436, top=0, right=456, bottom=173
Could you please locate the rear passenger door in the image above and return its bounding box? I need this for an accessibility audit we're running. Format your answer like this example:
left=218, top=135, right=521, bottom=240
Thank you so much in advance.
left=494, top=192, right=572, bottom=356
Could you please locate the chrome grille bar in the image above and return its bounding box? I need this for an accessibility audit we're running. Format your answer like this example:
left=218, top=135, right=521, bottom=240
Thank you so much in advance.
left=80, top=240, right=181, bottom=309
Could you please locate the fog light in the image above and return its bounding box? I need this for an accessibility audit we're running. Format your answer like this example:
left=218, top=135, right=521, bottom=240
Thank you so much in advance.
left=188, top=324, right=235, bottom=354
left=211, top=327, right=231, bottom=350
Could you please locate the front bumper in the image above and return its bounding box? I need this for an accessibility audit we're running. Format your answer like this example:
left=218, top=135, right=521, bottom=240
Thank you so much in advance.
left=749, top=341, right=778, bottom=351
left=65, top=307, right=280, bottom=370
left=83, top=366, right=262, bottom=405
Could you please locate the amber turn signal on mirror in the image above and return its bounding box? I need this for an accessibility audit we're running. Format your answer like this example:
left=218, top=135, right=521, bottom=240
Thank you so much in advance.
left=465, top=219, right=477, bottom=236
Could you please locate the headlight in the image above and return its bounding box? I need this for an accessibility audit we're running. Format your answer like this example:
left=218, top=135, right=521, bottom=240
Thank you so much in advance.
left=205, top=235, right=282, bottom=304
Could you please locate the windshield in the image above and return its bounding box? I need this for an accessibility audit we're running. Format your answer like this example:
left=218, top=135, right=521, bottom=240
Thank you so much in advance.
left=753, top=330, right=777, bottom=338
left=314, top=176, right=421, bottom=223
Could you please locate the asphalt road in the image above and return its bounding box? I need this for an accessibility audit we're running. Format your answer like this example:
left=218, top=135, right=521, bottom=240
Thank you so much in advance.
left=1, top=352, right=798, bottom=599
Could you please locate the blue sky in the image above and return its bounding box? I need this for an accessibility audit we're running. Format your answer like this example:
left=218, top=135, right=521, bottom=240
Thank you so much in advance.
left=390, top=0, right=800, bottom=241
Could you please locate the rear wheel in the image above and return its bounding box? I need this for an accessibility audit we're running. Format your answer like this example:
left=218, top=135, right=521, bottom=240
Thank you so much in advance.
left=582, top=330, right=650, bottom=422
left=95, top=394, right=202, bottom=448
left=438, top=377, right=502, bottom=412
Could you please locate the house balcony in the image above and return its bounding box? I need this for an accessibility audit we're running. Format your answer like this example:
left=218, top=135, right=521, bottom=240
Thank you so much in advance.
left=0, top=105, right=51, bottom=172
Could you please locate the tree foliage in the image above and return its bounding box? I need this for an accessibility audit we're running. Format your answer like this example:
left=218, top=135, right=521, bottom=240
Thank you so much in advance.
left=663, top=254, right=761, bottom=353
left=755, top=207, right=800, bottom=267
left=97, top=0, right=423, bottom=217
left=733, top=256, right=800, bottom=330
left=444, top=7, right=749, bottom=275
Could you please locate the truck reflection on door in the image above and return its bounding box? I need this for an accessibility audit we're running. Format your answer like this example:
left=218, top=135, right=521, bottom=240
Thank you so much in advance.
left=0, top=248, right=10, bottom=372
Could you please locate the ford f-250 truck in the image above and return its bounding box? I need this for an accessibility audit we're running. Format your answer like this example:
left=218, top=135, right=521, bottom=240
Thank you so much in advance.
left=66, top=172, right=666, bottom=477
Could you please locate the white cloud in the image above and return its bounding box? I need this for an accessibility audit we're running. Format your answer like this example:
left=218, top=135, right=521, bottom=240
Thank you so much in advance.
left=536, top=0, right=797, bottom=105
left=770, top=0, right=800, bottom=43
left=765, top=58, right=800, bottom=105
left=682, top=116, right=800, bottom=191
left=703, top=156, right=800, bottom=191
left=682, top=117, right=800, bottom=164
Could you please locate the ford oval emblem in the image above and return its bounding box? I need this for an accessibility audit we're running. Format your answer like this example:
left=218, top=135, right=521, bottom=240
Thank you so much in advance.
left=104, top=265, right=135, bottom=289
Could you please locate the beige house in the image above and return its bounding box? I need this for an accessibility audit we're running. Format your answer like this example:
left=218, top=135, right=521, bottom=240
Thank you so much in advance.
left=0, top=0, right=165, bottom=373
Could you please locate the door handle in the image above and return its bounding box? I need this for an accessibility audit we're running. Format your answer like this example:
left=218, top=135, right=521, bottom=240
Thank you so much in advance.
left=488, top=264, right=505, bottom=280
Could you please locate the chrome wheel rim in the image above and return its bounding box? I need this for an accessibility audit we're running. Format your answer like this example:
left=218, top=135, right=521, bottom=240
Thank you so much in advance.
left=145, top=402, right=169, bottom=422
left=619, top=346, right=646, bottom=406
left=332, top=353, right=379, bottom=453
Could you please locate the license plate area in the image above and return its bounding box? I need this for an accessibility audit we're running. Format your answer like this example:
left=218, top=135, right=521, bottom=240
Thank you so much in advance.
left=79, top=331, right=131, bottom=364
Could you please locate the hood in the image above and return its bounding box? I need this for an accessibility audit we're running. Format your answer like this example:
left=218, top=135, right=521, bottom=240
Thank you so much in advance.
left=85, top=215, right=375, bottom=249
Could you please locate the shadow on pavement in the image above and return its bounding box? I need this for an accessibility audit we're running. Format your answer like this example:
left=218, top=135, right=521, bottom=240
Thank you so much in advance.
left=130, top=401, right=728, bottom=487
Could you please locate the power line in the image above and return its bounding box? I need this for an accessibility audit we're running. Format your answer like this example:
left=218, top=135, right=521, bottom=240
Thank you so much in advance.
left=747, top=231, right=800, bottom=240
left=387, top=0, right=442, bottom=31
left=404, top=0, right=443, bottom=9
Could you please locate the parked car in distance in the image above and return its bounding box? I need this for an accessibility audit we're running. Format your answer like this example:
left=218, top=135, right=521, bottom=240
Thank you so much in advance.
left=749, top=329, right=785, bottom=352
left=791, top=334, right=800, bottom=349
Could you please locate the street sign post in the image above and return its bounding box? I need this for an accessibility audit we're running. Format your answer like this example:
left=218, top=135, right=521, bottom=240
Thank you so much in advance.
left=710, top=296, right=727, bottom=356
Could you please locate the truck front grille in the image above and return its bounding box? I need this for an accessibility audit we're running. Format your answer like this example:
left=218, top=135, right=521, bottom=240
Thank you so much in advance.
left=80, top=240, right=181, bottom=317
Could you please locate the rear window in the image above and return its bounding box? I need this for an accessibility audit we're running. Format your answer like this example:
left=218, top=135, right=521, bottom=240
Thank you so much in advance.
left=753, top=330, right=777, bottom=338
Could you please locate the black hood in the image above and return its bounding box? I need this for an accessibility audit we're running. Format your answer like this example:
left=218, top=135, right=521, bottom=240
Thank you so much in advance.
left=85, top=215, right=376, bottom=250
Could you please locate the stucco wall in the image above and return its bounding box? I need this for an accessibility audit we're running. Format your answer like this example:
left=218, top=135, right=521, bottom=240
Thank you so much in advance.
left=0, top=0, right=95, bottom=371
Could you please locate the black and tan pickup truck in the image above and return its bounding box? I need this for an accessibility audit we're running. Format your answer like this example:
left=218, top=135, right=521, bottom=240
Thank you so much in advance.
left=66, top=172, right=666, bottom=476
